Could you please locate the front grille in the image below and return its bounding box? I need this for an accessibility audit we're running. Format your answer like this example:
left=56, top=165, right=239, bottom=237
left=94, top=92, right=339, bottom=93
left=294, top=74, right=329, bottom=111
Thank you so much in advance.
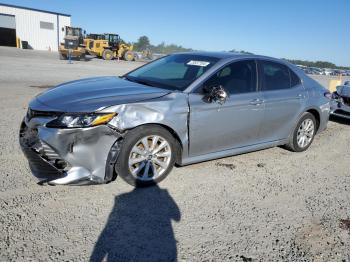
left=40, top=142, right=61, bottom=161
left=342, top=97, right=350, bottom=106
left=64, top=38, right=79, bottom=49
left=21, top=146, right=65, bottom=180
left=19, top=120, right=68, bottom=179
left=19, top=120, right=38, bottom=147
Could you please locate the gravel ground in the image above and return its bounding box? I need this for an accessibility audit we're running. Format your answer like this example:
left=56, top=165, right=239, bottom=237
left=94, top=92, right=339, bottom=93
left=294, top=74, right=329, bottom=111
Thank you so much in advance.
left=0, top=47, right=350, bottom=261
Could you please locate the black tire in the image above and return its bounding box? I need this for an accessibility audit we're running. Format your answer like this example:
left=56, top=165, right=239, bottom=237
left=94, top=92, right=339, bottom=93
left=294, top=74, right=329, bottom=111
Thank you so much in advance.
left=123, top=50, right=135, bottom=61
left=115, top=125, right=179, bottom=187
left=102, top=49, right=113, bottom=60
left=285, top=112, right=316, bottom=152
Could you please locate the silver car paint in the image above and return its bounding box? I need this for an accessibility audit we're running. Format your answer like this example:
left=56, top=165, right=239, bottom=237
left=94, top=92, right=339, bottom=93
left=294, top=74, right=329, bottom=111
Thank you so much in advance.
left=20, top=52, right=330, bottom=185
left=34, top=76, right=170, bottom=112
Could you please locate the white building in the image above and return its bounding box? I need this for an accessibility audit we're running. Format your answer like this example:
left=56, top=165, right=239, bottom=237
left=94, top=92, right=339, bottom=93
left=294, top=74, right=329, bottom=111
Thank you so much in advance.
left=0, top=3, right=71, bottom=51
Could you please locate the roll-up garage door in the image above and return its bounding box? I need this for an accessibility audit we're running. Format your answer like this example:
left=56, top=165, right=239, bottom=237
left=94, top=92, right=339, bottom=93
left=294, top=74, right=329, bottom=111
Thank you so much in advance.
left=0, top=14, right=16, bottom=47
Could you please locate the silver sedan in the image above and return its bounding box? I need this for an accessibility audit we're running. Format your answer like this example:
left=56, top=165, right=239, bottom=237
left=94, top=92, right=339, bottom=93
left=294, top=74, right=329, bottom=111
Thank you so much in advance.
left=20, top=52, right=330, bottom=187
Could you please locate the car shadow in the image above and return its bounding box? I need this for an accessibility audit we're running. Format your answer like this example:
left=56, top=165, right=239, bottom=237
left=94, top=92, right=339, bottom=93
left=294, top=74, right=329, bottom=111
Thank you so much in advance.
left=329, top=115, right=350, bottom=125
left=90, top=185, right=181, bottom=262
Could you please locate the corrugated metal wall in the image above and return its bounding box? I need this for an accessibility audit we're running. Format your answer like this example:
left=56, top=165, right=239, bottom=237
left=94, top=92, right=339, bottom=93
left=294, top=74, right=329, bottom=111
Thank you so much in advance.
left=0, top=5, right=71, bottom=51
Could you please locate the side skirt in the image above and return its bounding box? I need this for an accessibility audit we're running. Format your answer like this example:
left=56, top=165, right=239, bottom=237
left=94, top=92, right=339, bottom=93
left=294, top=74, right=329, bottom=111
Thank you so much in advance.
left=180, top=139, right=288, bottom=166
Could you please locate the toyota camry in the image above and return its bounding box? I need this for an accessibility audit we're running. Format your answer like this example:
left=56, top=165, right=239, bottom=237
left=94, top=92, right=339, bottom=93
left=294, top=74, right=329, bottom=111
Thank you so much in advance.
left=20, top=52, right=330, bottom=187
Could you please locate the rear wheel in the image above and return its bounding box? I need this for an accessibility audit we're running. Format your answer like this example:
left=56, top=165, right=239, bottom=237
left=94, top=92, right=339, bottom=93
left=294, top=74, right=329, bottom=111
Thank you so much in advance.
left=123, top=50, right=135, bottom=61
left=285, top=112, right=316, bottom=152
left=102, top=49, right=113, bottom=60
left=115, top=125, right=178, bottom=187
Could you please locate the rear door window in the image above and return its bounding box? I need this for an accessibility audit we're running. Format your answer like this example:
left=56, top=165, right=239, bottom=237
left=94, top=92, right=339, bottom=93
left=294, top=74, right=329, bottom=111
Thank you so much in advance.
left=260, top=61, right=291, bottom=91
left=290, top=69, right=301, bottom=87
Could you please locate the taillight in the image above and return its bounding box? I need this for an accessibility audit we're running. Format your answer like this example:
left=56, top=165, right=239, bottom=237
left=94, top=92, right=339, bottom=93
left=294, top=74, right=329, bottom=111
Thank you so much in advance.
left=324, top=91, right=332, bottom=99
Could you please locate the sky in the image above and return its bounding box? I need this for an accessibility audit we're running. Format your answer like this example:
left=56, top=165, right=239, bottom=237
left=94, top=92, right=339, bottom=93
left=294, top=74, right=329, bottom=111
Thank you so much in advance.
left=1, top=0, right=350, bottom=66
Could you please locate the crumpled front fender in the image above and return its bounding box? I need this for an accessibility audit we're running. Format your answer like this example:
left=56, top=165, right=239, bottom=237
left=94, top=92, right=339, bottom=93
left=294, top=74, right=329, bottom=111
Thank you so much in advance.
left=103, top=92, right=189, bottom=161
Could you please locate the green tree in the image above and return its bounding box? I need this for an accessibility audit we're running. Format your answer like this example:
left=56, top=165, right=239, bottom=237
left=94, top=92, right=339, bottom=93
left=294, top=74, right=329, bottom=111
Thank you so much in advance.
left=134, top=36, right=151, bottom=51
left=284, top=59, right=349, bottom=70
left=229, top=49, right=254, bottom=55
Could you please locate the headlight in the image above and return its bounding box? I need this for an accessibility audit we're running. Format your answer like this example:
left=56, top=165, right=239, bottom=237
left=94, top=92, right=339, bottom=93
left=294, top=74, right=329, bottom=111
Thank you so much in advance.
left=46, top=113, right=116, bottom=128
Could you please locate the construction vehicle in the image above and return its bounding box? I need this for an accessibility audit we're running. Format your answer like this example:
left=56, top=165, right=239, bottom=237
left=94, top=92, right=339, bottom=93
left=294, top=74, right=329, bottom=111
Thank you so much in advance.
left=59, top=26, right=86, bottom=60
left=84, top=33, right=136, bottom=61
left=86, top=34, right=104, bottom=40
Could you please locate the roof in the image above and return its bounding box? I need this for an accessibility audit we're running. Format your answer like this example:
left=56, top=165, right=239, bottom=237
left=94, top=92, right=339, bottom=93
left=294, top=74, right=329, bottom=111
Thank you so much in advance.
left=0, top=2, right=71, bottom=17
left=176, top=51, right=284, bottom=62
left=177, top=51, right=248, bottom=59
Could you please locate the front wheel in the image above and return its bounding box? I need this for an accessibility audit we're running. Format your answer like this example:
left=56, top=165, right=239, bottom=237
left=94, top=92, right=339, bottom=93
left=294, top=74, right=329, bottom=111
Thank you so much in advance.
left=102, top=49, right=113, bottom=60
left=285, top=112, right=316, bottom=152
left=115, top=125, right=178, bottom=187
left=123, top=50, right=135, bottom=61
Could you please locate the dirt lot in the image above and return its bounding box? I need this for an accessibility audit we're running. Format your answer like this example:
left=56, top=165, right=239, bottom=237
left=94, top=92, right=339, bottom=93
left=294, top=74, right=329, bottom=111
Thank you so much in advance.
left=0, top=47, right=349, bottom=261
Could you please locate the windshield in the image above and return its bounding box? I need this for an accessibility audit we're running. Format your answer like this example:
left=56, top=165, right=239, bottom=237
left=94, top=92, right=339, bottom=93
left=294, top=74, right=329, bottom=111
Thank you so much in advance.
left=126, top=54, right=219, bottom=91
left=67, top=27, right=82, bottom=37
left=107, top=34, right=119, bottom=43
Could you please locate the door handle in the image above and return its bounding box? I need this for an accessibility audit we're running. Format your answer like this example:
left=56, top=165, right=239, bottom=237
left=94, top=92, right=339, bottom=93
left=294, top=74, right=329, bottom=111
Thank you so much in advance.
left=250, top=99, right=264, bottom=106
left=296, top=94, right=304, bottom=99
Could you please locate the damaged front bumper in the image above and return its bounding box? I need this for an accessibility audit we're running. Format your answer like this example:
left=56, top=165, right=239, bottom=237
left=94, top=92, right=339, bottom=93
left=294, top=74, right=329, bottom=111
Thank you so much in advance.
left=330, top=97, right=350, bottom=119
left=19, top=116, right=123, bottom=185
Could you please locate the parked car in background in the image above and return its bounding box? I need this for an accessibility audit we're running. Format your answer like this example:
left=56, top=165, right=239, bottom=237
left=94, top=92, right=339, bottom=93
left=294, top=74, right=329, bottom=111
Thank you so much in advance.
left=331, top=85, right=350, bottom=119
left=324, top=69, right=334, bottom=76
left=310, top=67, right=323, bottom=75
left=19, top=52, right=331, bottom=187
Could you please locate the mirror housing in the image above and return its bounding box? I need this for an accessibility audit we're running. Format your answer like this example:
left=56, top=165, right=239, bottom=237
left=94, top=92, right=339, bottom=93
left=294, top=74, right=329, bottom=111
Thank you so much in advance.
left=203, top=85, right=228, bottom=105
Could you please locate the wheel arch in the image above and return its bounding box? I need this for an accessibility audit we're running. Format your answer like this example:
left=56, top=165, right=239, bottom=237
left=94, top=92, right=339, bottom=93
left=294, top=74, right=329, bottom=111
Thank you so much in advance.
left=287, top=107, right=321, bottom=141
left=306, top=108, right=320, bottom=132
left=128, top=123, right=183, bottom=165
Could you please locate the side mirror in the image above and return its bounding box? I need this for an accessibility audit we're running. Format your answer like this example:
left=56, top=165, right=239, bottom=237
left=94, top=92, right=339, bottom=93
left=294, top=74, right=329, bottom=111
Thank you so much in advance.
left=203, top=85, right=228, bottom=105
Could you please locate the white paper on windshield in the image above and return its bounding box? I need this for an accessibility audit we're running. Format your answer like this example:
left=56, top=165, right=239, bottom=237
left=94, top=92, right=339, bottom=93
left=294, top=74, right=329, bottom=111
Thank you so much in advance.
left=187, top=60, right=210, bottom=67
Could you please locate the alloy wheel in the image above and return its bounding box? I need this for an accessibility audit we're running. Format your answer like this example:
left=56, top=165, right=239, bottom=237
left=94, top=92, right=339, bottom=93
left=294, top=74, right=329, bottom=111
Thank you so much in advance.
left=128, top=135, right=172, bottom=181
left=297, top=118, right=315, bottom=148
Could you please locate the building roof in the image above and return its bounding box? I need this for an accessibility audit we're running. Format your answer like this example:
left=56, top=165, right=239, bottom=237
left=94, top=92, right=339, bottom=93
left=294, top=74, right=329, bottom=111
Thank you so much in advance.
left=0, top=2, right=71, bottom=17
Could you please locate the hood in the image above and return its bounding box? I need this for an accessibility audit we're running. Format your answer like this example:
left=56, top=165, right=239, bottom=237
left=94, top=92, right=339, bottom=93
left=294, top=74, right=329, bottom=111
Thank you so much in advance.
left=337, top=85, right=350, bottom=98
left=30, top=76, right=170, bottom=112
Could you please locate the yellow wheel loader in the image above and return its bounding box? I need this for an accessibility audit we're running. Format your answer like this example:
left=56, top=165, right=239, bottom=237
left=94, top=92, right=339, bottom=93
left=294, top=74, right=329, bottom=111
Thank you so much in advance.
left=59, top=26, right=86, bottom=60
left=84, top=33, right=135, bottom=61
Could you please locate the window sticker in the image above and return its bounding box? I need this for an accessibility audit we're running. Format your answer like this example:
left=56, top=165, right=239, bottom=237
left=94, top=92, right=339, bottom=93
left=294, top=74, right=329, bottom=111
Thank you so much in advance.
left=187, top=60, right=210, bottom=67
